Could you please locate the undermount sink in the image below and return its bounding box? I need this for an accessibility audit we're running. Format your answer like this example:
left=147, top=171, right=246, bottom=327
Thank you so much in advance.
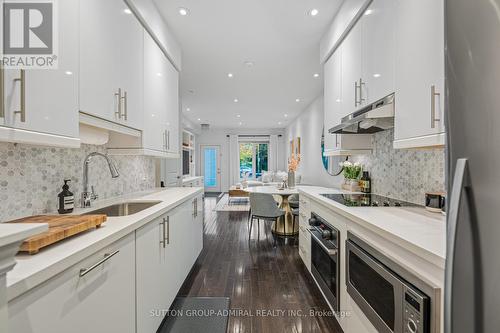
left=84, top=201, right=162, bottom=217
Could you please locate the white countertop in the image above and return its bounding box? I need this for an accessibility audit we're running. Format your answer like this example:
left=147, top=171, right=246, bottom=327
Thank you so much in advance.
left=0, top=224, right=48, bottom=249
left=6, top=187, right=203, bottom=302
left=244, top=185, right=299, bottom=196
left=182, top=176, right=203, bottom=183
left=298, top=186, right=446, bottom=268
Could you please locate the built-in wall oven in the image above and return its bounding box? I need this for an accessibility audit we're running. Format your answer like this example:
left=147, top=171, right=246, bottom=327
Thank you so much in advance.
left=346, top=232, right=440, bottom=333
left=308, top=213, right=339, bottom=311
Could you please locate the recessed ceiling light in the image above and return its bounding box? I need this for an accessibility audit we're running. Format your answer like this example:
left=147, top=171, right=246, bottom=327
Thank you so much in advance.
left=284, top=114, right=288, bottom=118
left=373, top=73, right=381, bottom=78
left=234, top=98, right=239, bottom=103
left=364, top=9, right=373, bottom=16
left=65, top=71, right=73, bottom=75
left=197, top=118, right=201, bottom=121
left=156, top=72, right=162, bottom=77
left=123, top=8, right=132, bottom=14
left=278, top=121, right=282, bottom=125
left=309, top=8, right=319, bottom=16
left=178, top=7, right=189, bottom=16
left=335, top=99, right=341, bottom=103
left=227, top=73, right=233, bottom=78
left=186, top=107, right=191, bottom=112
left=295, top=98, right=301, bottom=103
left=239, top=122, right=243, bottom=126
left=313, top=73, right=320, bottom=78
left=236, top=114, right=241, bottom=118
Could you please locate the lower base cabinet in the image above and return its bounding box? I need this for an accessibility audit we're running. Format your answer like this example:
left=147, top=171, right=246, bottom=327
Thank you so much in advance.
left=7, top=194, right=204, bottom=333
left=136, top=194, right=204, bottom=332
left=8, top=233, right=136, bottom=333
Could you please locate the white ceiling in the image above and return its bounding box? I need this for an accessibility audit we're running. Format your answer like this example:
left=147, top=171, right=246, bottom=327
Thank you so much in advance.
left=154, top=0, right=343, bottom=129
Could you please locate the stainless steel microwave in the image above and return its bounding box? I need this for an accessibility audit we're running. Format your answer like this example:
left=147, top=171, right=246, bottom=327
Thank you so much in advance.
left=346, top=233, right=441, bottom=333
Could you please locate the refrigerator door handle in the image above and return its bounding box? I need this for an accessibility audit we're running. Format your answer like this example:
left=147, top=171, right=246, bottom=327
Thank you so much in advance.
left=445, top=158, right=469, bottom=333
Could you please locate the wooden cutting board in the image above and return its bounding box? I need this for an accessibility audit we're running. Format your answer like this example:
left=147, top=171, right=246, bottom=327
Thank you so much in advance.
left=6, top=214, right=107, bottom=254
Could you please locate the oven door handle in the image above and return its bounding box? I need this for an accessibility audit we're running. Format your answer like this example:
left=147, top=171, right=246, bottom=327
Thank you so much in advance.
left=307, top=229, right=338, bottom=256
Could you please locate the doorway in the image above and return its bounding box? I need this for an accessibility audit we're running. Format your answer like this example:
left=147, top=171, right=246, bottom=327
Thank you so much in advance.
left=201, top=145, right=221, bottom=192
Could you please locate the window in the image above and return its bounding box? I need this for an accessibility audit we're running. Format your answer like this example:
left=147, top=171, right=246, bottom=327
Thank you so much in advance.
left=239, top=142, right=269, bottom=179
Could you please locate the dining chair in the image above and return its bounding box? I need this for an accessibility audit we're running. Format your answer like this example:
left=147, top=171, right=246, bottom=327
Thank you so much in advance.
left=288, top=194, right=299, bottom=209
left=248, top=192, right=285, bottom=242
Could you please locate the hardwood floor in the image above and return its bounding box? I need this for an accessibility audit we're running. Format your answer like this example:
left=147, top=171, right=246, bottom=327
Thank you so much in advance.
left=178, top=197, right=343, bottom=333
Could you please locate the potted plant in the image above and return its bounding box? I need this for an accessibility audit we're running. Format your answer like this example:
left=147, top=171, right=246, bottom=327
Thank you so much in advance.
left=288, top=153, right=300, bottom=188
left=340, top=161, right=362, bottom=192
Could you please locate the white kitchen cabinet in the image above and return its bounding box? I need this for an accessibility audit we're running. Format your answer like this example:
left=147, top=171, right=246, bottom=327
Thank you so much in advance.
left=341, top=22, right=363, bottom=117
left=324, top=45, right=373, bottom=155
left=8, top=233, right=135, bottom=333
left=136, top=213, right=178, bottom=332
left=393, top=0, right=445, bottom=149
left=79, top=0, right=143, bottom=130
left=143, top=31, right=179, bottom=154
left=136, top=196, right=203, bottom=332
left=164, top=57, right=180, bottom=156
left=324, top=47, right=343, bottom=153
left=361, top=0, right=396, bottom=104
left=0, top=0, right=80, bottom=148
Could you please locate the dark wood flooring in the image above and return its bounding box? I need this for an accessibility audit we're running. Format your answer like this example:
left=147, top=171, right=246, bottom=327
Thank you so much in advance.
left=177, top=197, right=343, bottom=333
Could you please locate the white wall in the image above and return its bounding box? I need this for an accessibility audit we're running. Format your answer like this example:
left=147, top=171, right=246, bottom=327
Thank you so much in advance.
left=196, top=128, right=286, bottom=192
left=285, top=96, right=344, bottom=187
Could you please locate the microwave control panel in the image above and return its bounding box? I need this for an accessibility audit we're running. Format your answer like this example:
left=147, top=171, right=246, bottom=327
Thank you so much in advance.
left=403, top=288, right=428, bottom=333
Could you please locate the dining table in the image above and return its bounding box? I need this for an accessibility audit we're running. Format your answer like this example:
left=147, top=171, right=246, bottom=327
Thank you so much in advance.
left=244, top=185, right=299, bottom=236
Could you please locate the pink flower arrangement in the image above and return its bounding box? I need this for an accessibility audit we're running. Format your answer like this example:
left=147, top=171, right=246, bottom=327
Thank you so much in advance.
left=288, top=153, right=301, bottom=172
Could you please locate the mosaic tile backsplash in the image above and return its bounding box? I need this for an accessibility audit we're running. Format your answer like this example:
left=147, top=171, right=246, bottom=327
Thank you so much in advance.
left=0, top=143, right=156, bottom=222
left=350, top=129, right=445, bottom=205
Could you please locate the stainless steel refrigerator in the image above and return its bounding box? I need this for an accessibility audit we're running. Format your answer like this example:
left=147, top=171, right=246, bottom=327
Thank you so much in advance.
left=445, top=1, right=500, bottom=332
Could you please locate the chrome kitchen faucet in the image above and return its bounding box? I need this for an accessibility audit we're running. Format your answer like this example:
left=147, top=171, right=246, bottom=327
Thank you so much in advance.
left=81, top=152, right=119, bottom=208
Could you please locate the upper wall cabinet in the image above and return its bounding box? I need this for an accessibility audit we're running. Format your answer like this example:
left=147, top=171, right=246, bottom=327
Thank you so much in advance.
left=324, top=46, right=373, bottom=155
left=339, top=0, right=396, bottom=118
left=107, top=31, right=179, bottom=158
left=361, top=0, right=396, bottom=105
left=0, top=0, right=80, bottom=148
left=80, top=0, right=144, bottom=130
left=393, top=0, right=445, bottom=149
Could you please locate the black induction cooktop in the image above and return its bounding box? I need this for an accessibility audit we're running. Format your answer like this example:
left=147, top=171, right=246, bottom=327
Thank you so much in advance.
left=320, top=193, right=418, bottom=207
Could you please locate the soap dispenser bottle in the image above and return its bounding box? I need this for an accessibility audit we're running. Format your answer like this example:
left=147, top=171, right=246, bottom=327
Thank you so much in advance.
left=58, top=179, right=74, bottom=214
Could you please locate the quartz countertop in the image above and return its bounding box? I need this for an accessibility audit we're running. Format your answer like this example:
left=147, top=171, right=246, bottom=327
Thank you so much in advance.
left=298, top=186, right=446, bottom=268
left=6, top=187, right=203, bottom=302
left=0, top=224, right=48, bottom=249
left=182, top=176, right=203, bottom=183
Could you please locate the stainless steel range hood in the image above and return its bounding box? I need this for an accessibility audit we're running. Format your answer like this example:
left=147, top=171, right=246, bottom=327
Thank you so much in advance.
left=329, top=94, right=395, bottom=134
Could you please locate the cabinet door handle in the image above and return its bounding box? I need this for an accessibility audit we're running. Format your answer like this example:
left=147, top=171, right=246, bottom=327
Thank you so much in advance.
left=359, top=78, right=366, bottom=105
left=114, top=88, right=122, bottom=119
left=335, top=134, right=339, bottom=147
left=79, top=250, right=120, bottom=277
left=121, top=91, right=128, bottom=121
left=431, top=85, right=441, bottom=128
left=160, top=219, right=166, bottom=248
left=167, top=130, right=170, bottom=150
left=13, top=70, right=26, bottom=122
left=166, top=216, right=170, bottom=245
left=163, top=131, right=167, bottom=150
left=0, top=66, right=4, bottom=119
left=354, top=81, right=359, bottom=107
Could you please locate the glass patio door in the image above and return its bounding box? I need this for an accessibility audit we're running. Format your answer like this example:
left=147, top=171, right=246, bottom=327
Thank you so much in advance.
left=201, top=145, right=221, bottom=192
left=239, top=142, right=269, bottom=180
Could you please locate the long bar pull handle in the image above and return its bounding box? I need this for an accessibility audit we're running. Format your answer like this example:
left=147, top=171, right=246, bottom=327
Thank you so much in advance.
left=0, top=66, right=4, bottom=119
left=359, top=78, right=366, bottom=104
left=166, top=216, right=170, bottom=245
left=354, top=81, right=359, bottom=107
left=163, top=131, right=167, bottom=150
left=79, top=250, right=120, bottom=277
left=114, top=88, right=122, bottom=119
left=444, top=158, right=470, bottom=333
left=13, top=70, right=25, bottom=122
left=160, top=219, right=166, bottom=248
left=167, top=130, right=170, bottom=150
left=121, top=91, right=128, bottom=121
left=431, top=85, right=441, bottom=128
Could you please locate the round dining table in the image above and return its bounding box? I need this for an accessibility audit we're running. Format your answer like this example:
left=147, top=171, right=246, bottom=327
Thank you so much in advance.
left=244, top=186, right=299, bottom=236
